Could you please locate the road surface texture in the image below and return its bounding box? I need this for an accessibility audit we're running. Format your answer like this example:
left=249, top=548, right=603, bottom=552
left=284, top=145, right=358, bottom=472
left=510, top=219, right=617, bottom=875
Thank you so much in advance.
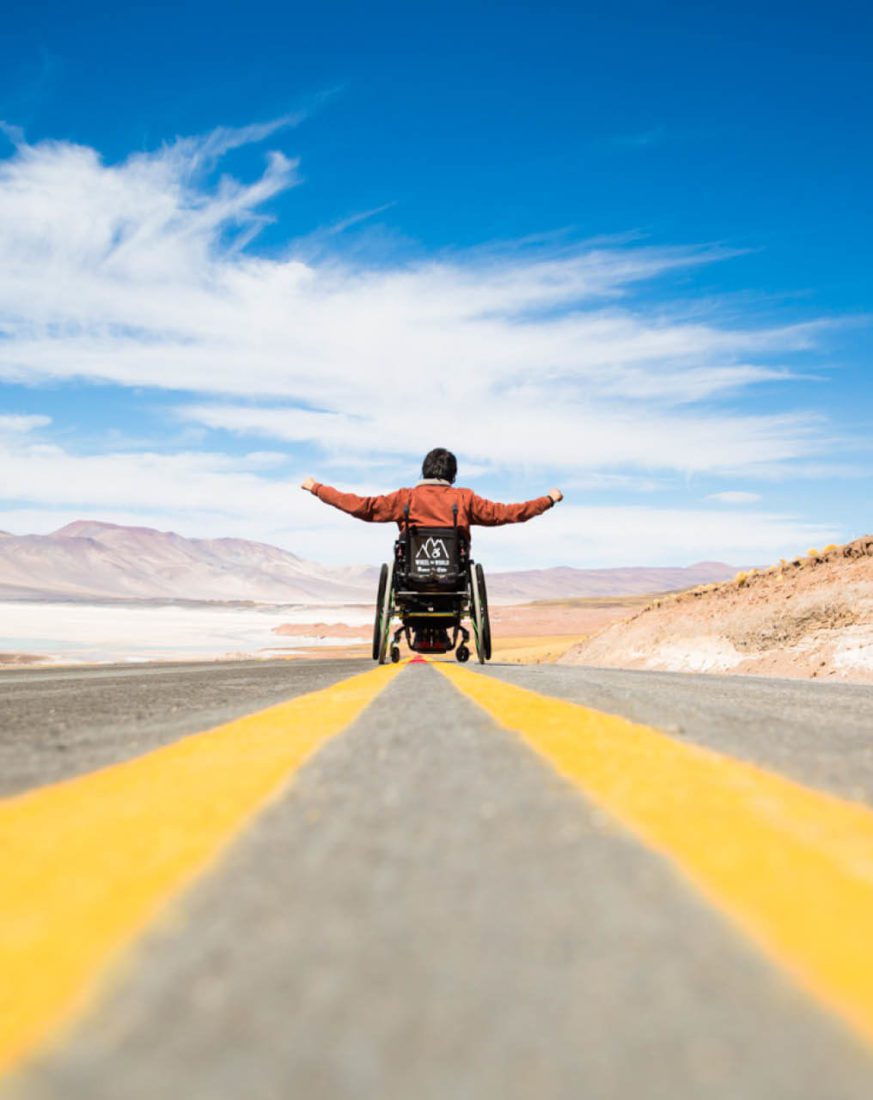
left=0, top=659, right=358, bottom=797
left=3, top=658, right=873, bottom=1099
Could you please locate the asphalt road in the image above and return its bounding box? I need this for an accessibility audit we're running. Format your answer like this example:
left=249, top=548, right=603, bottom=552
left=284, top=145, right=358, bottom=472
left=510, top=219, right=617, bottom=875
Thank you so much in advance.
left=3, top=658, right=873, bottom=1099
left=0, top=659, right=358, bottom=797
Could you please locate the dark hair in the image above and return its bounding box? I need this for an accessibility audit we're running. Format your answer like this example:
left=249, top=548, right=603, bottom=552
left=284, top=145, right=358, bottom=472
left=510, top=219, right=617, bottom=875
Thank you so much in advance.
left=421, top=447, right=457, bottom=484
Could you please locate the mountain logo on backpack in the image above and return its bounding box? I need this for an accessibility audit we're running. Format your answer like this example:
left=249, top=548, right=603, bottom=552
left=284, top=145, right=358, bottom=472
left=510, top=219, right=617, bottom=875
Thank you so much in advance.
left=416, top=538, right=448, bottom=562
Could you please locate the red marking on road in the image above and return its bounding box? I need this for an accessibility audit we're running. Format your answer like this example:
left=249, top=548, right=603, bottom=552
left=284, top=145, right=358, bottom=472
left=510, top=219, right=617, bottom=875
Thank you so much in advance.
left=409, top=654, right=428, bottom=663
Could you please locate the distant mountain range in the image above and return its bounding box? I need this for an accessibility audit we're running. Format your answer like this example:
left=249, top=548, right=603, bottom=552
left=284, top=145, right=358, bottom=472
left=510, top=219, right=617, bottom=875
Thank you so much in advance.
left=0, top=521, right=740, bottom=604
left=0, top=522, right=376, bottom=604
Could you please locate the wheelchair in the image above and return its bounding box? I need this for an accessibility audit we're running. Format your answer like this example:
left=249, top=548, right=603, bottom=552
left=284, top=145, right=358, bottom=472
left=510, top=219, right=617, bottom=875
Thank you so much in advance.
left=372, top=505, right=492, bottom=664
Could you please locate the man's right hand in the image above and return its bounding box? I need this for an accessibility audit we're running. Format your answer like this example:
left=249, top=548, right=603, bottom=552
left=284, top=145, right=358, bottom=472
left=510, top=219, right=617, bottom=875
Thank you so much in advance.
left=548, top=488, right=563, bottom=503
left=301, top=476, right=317, bottom=493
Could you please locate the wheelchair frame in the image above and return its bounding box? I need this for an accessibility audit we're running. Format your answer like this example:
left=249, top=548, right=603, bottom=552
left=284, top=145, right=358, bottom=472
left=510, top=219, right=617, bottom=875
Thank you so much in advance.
left=372, top=507, right=492, bottom=665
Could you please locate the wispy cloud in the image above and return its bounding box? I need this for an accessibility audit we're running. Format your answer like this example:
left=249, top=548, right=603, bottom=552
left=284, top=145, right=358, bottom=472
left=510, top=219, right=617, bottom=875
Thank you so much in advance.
left=0, top=426, right=840, bottom=568
left=0, top=118, right=846, bottom=564
left=0, top=125, right=830, bottom=470
left=0, top=413, right=51, bottom=434
left=169, top=113, right=305, bottom=174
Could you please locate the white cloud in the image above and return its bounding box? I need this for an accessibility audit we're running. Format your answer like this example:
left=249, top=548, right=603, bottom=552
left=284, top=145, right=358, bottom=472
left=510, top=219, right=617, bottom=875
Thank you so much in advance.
left=0, top=413, right=51, bottom=433
left=0, top=122, right=834, bottom=485
left=0, top=438, right=309, bottom=525
left=0, top=119, right=847, bottom=569
left=179, top=401, right=818, bottom=475
left=706, top=490, right=763, bottom=504
left=470, top=504, right=841, bottom=570
left=0, top=430, right=842, bottom=569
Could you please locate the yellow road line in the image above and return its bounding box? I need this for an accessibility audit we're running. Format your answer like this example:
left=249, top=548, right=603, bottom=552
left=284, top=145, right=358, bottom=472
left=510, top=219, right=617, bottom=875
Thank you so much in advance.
left=0, top=663, right=400, bottom=1075
left=437, top=662, right=873, bottom=1044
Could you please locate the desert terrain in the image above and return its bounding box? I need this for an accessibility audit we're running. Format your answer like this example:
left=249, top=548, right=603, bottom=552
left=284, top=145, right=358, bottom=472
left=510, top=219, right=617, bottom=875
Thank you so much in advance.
left=8, top=521, right=873, bottom=681
left=0, top=520, right=734, bottom=666
left=563, top=536, right=873, bottom=683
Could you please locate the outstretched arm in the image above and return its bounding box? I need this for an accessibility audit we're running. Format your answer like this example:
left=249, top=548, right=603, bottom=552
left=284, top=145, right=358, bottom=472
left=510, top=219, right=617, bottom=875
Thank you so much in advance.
left=301, top=477, right=408, bottom=523
left=469, top=487, right=563, bottom=527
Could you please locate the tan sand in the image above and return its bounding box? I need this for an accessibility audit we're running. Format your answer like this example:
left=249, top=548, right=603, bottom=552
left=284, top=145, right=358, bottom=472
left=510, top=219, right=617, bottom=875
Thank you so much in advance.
left=562, top=536, right=873, bottom=684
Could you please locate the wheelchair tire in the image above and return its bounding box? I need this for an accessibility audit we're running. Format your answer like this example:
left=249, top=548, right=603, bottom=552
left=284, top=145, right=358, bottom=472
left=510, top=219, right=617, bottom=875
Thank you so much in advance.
left=372, top=562, right=394, bottom=663
left=471, top=562, right=492, bottom=663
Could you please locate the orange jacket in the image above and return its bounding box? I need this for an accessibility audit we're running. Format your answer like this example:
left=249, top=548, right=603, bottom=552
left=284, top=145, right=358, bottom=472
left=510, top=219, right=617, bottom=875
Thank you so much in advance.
left=311, top=479, right=553, bottom=537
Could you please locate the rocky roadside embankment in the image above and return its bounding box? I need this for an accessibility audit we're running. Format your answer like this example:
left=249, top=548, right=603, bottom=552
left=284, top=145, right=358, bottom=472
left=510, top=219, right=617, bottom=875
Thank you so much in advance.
left=560, top=536, right=873, bottom=683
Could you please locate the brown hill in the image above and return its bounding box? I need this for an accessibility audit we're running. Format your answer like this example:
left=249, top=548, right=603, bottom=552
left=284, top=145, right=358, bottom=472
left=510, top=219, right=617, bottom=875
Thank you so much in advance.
left=0, top=522, right=375, bottom=603
left=561, top=537, right=873, bottom=683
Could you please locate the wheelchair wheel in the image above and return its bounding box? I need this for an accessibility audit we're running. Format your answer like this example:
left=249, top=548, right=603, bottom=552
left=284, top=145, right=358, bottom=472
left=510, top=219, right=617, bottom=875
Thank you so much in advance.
left=471, top=562, right=492, bottom=663
left=372, top=562, right=394, bottom=663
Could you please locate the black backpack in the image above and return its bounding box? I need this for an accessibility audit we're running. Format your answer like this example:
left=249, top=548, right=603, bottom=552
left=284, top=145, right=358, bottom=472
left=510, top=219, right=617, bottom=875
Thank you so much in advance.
left=400, top=503, right=467, bottom=590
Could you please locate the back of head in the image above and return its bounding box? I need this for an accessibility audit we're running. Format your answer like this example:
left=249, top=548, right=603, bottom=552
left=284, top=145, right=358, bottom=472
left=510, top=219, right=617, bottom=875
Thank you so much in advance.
left=421, top=447, right=457, bottom=484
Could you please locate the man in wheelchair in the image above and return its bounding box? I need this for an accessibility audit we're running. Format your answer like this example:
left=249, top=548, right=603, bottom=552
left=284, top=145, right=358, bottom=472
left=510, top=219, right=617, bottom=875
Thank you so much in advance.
left=301, top=448, right=563, bottom=664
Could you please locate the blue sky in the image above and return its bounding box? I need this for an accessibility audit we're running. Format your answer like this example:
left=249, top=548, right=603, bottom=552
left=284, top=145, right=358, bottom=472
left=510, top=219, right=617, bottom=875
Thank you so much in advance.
left=0, top=0, right=870, bottom=567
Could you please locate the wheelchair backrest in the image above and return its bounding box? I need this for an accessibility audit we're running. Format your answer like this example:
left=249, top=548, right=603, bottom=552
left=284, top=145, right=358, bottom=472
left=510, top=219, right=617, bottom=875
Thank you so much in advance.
left=393, top=525, right=466, bottom=594
left=396, top=500, right=467, bottom=591
left=406, top=526, right=464, bottom=584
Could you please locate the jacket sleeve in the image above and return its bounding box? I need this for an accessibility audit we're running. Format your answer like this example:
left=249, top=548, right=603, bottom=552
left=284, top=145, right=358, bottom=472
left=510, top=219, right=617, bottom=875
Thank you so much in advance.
left=311, top=482, right=409, bottom=523
left=468, top=492, right=554, bottom=527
